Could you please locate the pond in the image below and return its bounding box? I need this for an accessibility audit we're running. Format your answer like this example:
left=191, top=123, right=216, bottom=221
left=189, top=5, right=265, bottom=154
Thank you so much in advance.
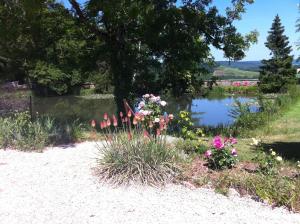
left=32, top=95, right=256, bottom=127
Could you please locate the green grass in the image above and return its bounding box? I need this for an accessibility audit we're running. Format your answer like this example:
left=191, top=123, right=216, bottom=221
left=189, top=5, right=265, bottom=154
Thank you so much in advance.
left=233, top=97, right=300, bottom=161
left=215, top=66, right=259, bottom=80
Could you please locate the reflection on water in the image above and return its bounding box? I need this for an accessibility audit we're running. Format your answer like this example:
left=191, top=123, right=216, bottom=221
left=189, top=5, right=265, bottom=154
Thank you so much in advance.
left=33, top=95, right=256, bottom=127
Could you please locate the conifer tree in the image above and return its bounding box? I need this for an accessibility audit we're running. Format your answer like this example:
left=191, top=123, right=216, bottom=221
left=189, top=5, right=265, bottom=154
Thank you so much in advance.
left=259, top=15, right=296, bottom=93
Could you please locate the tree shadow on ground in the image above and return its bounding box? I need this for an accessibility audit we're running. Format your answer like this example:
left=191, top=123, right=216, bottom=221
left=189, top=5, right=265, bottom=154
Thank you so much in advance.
left=261, top=142, right=300, bottom=160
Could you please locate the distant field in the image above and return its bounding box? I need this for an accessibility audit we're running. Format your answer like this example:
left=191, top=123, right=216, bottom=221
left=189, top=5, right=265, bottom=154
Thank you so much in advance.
left=214, top=66, right=259, bottom=80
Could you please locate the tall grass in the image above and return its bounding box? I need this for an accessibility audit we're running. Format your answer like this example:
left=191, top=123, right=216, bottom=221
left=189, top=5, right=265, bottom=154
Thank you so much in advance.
left=0, top=111, right=85, bottom=151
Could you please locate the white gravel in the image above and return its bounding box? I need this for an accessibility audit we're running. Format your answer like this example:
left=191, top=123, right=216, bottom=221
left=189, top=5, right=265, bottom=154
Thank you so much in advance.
left=0, top=141, right=299, bottom=224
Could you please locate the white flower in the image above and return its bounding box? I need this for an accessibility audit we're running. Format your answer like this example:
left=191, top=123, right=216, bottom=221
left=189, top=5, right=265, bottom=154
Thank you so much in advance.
left=276, top=156, right=283, bottom=162
left=154, top=118, right=160, bottom=123
left=138, top=101, right=145, bottom=109
left=141, top=110, right=151, bottom=116
left=160, top=101, right=167, bottom=107
left=143, top=94, right=150, bottom=98
left=271, top=151, right=276, bottom=156
left=251, top=138, right=260, bottom=146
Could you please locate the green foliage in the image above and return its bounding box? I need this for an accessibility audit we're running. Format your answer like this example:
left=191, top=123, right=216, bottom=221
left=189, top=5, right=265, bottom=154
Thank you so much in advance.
left=253, top=149, right=283, bottom=175
left=259, top=15, right=296, bottom=93
left=174, top=139, right=206, bottom=155
left=29, top=61, right=81, bottom=95
left=0, top=111, right=85, bottom=151
left=176, top=111, right=204, bottom=140
left=69, top=0, right=255, bottom=112
left=0, top=112, right=48, bottom=151
left=230, top=85, right=300, bottom=136
left=211, top=172, right=300, bottom=212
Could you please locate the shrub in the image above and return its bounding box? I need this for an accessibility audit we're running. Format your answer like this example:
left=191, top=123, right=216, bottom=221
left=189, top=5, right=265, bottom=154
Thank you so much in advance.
left=0, top=112, right=48, bottom=151
left=211, top=171, right=300, bottom=212
left=176, top=111, right=204, bottom=140
left=253, top=148, right=283, bottom=175
left=204, top=136, right=238, bottom=170
left=95, top=94, right=180, bottom=185
left=0, top=112, right=85, bottom=151
left=174, top=139, right=206, bottom=154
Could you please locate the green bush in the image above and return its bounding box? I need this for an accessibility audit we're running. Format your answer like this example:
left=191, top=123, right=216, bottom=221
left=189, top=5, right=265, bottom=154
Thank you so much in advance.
left=212, top=172, right=300, bottom=212
left=174, top=139, right=206, bottom=154
left=230, top=85, right=300, bottom=136
left=0, top=112, right=48, bottom=151
left=0, top=112, right=85, bottom=151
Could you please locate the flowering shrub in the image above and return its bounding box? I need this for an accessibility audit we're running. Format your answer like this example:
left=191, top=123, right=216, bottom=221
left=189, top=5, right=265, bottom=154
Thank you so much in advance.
left=136, top=94, right=173, bottom=132
left=204, top=136, right=238, bottom=170
left=93, top=94, right=179, bottom=185
left=254, top=148, right=283, bottom=175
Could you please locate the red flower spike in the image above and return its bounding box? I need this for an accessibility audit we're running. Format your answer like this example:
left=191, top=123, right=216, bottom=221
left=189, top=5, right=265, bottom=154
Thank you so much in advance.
left=143, top=130, right=151, bottom=139
left=120, top=111, right=123, bottom=118
left=103, top=113, right=108, bottom=120
left=159, top=122, right=164, bottom=131
left=156, top=129, right=161, bottom=136
left=127, top=110, right=132, bottom=118
left=103, top=121, right=107, bottom=128
left=100, top=121, right=104, bottom=129
left=133, top=117, right=138, bottom=125
left=113, top=115, right=118, bottom=127
left=128, top=132, right=132, bottom=140
left=91, top=120, right=96, bottom=128
left=106, top=118, right=111, bottom=126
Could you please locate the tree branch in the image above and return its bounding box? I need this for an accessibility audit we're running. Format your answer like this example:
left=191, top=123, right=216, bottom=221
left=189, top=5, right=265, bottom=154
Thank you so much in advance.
left=68, top=0, right=109, bottom=40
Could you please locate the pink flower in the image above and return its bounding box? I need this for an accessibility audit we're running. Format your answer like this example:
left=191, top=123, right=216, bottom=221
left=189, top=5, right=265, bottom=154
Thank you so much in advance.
left=143, top=94, right=150, bottom=98
left=231, top=148, right=238, bottom=156
left=205, top=150, right=212, bottom=158
left=243, top=81, right=249, bottom=86
left=213, top=136, right=224, bottom=149
left=229, top=137, right=237, bottom=145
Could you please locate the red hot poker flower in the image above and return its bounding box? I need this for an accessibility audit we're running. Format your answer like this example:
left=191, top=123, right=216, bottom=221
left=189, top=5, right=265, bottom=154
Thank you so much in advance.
left=103, top=113, right=108, bottom=120
left=91, top=120, right=96, bottom=128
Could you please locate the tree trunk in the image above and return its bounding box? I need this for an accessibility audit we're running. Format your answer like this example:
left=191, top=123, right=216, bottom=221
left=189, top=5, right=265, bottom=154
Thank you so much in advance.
left=110, top=44, right=134, bottom=115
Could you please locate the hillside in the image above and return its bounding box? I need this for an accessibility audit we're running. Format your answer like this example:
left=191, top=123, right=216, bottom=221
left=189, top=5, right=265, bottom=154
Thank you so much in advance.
left=214, top=66, right=259, bottom=80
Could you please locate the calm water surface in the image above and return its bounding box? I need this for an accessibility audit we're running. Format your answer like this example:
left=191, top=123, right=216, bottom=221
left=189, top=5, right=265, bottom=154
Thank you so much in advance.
left=32, top=95, right=256, bottom=127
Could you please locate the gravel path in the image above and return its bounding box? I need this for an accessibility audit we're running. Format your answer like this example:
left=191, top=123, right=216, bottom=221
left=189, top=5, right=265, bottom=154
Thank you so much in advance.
left=0, top=142, right=299, bottom=224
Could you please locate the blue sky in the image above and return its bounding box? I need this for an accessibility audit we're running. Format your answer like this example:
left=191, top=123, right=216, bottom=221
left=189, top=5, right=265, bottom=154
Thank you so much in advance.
left=62, top=0, right=300, bottom=61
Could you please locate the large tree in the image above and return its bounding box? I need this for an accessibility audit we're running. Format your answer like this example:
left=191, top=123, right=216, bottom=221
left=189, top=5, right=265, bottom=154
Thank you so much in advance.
left=68, top=0, right=256, bottom=112
left=0, top=0, right=103, bottom=94
left=259, top=15, right=296, bottom=93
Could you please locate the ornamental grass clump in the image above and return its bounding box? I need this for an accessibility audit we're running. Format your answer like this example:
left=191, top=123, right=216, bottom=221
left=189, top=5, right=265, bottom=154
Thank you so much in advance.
left=94, top=94, right=179, bottom=185
left=204, top=136, right=238, bottom=170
